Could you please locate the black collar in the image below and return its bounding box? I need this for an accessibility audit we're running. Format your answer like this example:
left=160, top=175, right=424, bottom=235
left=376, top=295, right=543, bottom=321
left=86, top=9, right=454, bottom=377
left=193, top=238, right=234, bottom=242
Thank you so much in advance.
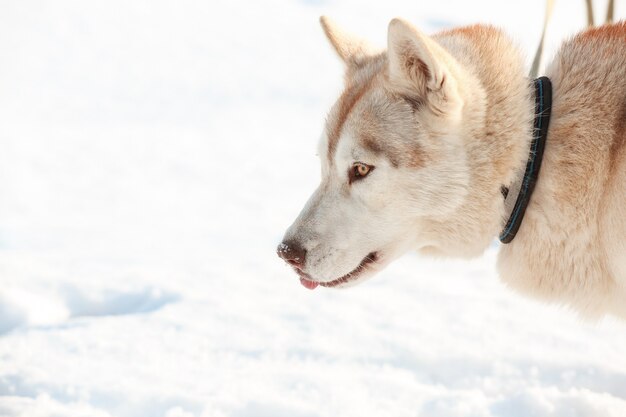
left=499, top=76, right=552, bottom=244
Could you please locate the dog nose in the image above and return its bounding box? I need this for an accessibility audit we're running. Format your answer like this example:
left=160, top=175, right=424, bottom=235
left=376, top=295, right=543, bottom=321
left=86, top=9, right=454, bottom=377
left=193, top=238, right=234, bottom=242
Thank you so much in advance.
left=276, top=241, right=307, bottom=269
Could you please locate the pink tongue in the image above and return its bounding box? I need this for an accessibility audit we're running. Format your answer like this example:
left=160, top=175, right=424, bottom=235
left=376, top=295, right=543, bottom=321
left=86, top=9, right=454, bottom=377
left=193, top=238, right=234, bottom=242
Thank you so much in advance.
left=300, top=277, right=319, bottom=290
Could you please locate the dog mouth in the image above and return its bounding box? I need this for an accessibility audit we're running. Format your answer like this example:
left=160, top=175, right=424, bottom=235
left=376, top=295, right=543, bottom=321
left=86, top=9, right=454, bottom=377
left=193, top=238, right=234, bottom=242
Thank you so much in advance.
left=295, top=252, right=379, bottom=290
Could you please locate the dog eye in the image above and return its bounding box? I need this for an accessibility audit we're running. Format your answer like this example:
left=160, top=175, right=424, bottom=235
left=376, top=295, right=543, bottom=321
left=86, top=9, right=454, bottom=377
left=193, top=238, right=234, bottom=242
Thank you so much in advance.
left=349, top=163, right=374, bottom=183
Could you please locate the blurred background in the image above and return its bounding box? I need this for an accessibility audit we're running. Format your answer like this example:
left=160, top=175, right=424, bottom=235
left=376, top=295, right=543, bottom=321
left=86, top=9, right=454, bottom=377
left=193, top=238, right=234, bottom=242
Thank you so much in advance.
left=0, top=1, right=625, bottom=416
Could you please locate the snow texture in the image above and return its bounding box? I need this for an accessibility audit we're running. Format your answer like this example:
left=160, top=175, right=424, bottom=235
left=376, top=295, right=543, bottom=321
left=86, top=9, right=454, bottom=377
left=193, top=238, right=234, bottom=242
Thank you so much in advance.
left=0, top=0, right=625, bottom=416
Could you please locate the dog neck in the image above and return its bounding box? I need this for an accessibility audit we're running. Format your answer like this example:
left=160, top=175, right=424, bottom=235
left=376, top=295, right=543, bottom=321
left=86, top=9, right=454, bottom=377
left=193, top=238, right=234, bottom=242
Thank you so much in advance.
left=421, top=26, right=538, bottom=256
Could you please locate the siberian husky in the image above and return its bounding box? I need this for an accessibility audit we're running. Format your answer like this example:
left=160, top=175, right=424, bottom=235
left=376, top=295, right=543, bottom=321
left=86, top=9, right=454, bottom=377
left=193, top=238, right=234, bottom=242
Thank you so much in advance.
left=277, top=17, right=626, bottom=319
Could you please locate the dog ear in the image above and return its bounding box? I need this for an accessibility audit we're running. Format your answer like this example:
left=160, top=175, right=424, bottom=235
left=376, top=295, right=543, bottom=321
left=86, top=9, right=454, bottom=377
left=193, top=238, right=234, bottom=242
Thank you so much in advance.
left=387, top=18, right=461, bottom=116
left=320, top=16, right=377, bottom=65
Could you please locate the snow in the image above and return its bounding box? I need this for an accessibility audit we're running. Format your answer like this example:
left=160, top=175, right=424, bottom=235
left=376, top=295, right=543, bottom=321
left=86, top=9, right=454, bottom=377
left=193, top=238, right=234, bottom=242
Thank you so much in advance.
left=0, top=0, right=625, bottom=416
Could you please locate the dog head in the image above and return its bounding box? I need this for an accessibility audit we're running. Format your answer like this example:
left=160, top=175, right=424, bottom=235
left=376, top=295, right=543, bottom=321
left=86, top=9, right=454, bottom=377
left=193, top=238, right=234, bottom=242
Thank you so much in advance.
left=278, top=17, right=489, bottom=289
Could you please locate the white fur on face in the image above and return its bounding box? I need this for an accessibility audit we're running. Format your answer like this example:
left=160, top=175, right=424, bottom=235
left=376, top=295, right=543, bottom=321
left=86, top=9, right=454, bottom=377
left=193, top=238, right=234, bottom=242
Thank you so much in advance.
left=283, top=105, right=470, bottom=285
left=284, top=138, right=415, bottom=283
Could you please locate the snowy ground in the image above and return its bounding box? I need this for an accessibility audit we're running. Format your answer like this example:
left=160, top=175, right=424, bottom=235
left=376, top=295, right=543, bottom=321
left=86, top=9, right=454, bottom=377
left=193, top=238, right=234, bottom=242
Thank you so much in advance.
left=0, top=1, right=625, bottom=416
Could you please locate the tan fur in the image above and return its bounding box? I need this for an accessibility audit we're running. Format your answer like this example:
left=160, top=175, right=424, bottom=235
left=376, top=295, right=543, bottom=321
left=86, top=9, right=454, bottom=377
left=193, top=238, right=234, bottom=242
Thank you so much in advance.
left=281, top=18, right=626, bottom=319
left=499, top=21, right=626, bottom=318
